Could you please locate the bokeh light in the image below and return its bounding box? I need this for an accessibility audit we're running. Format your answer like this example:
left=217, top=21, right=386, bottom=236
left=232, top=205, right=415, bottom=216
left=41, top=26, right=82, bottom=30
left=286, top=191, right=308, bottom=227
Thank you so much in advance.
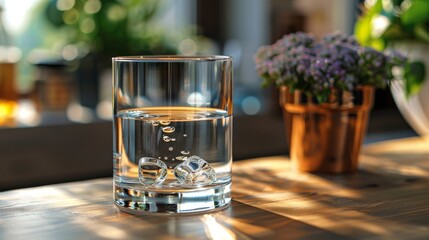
left=84, top=0, right=102, bottom=14
left=56, top=0, right=75, bottom=11
left=241, top=96, right=261, bottom=115
left=63, top=9, right=79, bottom=25
left=80, top=18, right=96, bottom=33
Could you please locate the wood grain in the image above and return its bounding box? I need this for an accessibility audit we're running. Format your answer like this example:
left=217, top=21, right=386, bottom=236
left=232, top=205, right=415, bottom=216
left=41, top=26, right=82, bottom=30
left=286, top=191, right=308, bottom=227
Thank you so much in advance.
left=1, top=137, right=429, bottom=239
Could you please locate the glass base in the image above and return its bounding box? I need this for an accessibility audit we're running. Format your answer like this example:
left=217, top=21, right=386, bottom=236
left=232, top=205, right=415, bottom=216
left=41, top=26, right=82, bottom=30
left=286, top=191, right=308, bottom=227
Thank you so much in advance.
left=114, top=182, right=231, bottom=214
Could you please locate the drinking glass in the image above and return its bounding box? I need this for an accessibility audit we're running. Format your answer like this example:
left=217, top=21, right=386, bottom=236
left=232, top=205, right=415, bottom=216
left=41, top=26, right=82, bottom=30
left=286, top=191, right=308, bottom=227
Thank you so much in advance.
left=113, top=56, right=233, bottom=214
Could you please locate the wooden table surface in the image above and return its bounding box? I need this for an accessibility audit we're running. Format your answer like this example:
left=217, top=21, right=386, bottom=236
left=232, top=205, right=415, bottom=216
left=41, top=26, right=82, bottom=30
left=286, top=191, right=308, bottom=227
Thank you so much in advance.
left=1, top=137, right=429, bottom=240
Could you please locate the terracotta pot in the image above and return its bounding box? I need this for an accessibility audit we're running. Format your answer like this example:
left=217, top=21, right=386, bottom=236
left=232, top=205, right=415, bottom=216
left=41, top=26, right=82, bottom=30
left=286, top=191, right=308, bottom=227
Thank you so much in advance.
left=279, top=86, right=374, bottom=173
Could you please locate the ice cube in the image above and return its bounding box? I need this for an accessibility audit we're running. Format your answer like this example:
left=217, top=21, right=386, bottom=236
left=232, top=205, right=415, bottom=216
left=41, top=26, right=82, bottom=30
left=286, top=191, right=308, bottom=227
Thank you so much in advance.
left=174, top=155, right=216, bottom=186
left=138, top=157, right=167, bottom=185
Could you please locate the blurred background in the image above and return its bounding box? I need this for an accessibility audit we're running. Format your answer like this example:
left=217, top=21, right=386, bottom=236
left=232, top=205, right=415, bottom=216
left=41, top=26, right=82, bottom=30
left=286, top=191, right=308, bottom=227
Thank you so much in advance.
left=0, top=0, right=416, bottom=190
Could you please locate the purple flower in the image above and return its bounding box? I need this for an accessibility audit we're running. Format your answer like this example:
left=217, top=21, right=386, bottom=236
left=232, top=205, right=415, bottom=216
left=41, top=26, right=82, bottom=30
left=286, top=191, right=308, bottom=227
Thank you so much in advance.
left=253, top=32, right=407, bottom=102
left=384, top=48, right=407, bottom=66
left=322, top=32, right=360, bottom=46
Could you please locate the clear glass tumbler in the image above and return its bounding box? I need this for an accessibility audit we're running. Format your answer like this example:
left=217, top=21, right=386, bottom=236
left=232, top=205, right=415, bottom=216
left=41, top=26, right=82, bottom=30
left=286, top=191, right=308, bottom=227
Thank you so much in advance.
left=113, top=56, right=233, bottom=214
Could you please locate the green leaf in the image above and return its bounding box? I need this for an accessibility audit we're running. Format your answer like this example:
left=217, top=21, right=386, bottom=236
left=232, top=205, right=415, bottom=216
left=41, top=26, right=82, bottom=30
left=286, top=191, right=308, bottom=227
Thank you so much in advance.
left=414, top=24, right=429, bottom=43
left=261, top=77, right=273, bottom=88
left=401, top=0, right=429, bottom=26
left=354, top=0, right=383, bottom=45
left=383, top=22, right=406, bottom=39
left=371, top=38, right=386, bottom=50
left=391, top=0, right=405, bottom=7
left=404, top=60, right=426, bottom=97
left=368, top=0, right=384, bottom=16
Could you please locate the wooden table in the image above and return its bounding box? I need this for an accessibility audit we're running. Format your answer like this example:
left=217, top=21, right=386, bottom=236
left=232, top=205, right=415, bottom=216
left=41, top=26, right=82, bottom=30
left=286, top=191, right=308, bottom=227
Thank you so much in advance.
left=1, top=137, right=429, bottom=239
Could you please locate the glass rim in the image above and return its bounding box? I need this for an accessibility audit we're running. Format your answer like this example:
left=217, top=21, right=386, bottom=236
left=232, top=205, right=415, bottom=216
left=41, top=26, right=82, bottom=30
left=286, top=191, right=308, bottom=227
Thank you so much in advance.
left=112, top=55, right=232, bottom=62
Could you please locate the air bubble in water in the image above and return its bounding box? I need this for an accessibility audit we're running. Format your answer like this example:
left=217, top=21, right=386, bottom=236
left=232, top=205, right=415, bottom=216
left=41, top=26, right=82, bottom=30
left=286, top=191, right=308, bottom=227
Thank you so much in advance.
left=164, top=157, right=168, bottom=160
left=183, top=134, right=187, bottom=137
left=174, top=155, right=216, bottom=187
left=181, top=151, right=190, bottom=155
left=163, top=136, right=171, bottom=142
left=176, top=156, right=187, bottom=161
left=162, top=126, right=175, bottom=133
left=160, top=120, right=171, bottom=126
left=171, top=138, right=176, bottom=142
left=138, top=157, right=167, bottom=185
left=168, top=147, right=173, bottom=151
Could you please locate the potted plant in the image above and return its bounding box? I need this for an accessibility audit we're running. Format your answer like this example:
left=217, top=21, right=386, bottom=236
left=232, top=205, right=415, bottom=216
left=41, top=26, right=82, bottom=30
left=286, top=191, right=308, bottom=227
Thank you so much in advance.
left=254, top=32, right=406, bottom=173
left=355, top=0, right=429, bottom=136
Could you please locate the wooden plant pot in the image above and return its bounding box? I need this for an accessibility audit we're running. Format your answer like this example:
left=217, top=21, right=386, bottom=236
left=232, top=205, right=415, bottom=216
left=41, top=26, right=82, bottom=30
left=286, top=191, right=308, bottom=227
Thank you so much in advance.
left=279, top=86, right=375, bottom=173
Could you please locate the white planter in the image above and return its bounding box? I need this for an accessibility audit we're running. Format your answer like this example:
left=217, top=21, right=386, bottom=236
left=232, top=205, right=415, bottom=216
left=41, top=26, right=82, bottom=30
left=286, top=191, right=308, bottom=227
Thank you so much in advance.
left=391, top=42, right=429, bottom=136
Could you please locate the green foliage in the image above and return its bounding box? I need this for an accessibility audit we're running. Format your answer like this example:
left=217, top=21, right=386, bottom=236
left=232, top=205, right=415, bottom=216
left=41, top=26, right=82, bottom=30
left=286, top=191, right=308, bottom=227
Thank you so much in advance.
left=354, top=0, right=384, bottom=49
left=44, top=0, right=178, bottom=59
left=401, top=1, right=429, bottom=26
left=354, top=0, right=429, bottom=96
left=404, top=60, right=426, bottom=96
